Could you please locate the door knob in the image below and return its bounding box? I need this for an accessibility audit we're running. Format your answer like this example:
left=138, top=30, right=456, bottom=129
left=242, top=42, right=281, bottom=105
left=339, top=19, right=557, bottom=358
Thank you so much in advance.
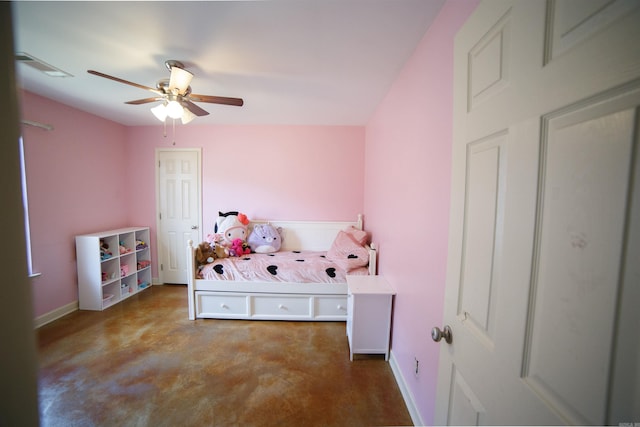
left=191, top=225, right=198, bottom=230
left=431, top=325, right=452, bottom=344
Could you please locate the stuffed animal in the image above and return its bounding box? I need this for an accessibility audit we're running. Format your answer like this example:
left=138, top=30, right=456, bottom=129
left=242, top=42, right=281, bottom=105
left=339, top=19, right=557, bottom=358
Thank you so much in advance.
left=195, top=242, right=217, bottom=265
left=248, top=223, right=283, bottom=253
left=228, top=238, right=251, bottom=257
left=215, top=211, right=250, bottom=249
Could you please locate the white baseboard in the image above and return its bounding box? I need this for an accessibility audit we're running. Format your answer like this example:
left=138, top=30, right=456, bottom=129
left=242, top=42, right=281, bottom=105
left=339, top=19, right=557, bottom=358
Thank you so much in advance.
left=34, top=300, right=78, bottom=329
left=389, top=350, right=424, bottom=426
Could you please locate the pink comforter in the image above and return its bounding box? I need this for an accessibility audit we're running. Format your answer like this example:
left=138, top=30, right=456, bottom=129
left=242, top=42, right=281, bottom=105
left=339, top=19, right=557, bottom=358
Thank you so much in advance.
left=198, top=250, right=367, bottom=283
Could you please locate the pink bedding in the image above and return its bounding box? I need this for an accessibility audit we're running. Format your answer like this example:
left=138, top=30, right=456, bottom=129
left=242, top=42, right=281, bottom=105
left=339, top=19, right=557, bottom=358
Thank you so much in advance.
left=198, top=250, right=368, bottom=283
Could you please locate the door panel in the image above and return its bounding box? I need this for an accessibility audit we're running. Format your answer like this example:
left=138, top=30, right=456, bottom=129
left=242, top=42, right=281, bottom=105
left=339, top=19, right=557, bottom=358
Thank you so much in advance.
left=467, top=9, right=510, bottom=111
left=545, top=0, right=639, bottom=62
left=449, top=368, right=485, bottom=425
left=523, top=94, right=638, bottom=425
left=458, top=133, right=506, bottom=342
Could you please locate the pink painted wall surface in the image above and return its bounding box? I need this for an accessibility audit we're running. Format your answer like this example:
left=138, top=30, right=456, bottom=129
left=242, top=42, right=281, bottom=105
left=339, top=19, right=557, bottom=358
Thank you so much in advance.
left=20, top=91, right=128, bottom=318
left=364, top=0, right=478, bottom=424
left=126, top=124, right=365, bottom=230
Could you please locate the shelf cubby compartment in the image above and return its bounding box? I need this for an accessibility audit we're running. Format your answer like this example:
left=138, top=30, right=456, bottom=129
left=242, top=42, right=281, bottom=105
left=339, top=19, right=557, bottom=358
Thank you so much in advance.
left=100, top=235, right=118, bottom=261
left=118, top=231, right=136, bottom=256
left=120, top=275, right=137, bottom=299
left=101, top=258, right=119, bottom=285
left=135, top=229, right=150, bottom=251
left=137, top=267, right=151, bottom=291
left=102, top=281, right=121, bottom=309
left=120, top=252, right=136, bottom=278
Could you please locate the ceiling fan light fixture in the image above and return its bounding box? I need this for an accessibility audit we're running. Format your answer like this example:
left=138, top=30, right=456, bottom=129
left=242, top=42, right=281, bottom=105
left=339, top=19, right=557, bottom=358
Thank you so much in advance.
left=151, top=103, right=168, bottom=122
left=181, top=107, right=197, bottom=124
left=166, top=100, right=184, bottom=119
left=169, top=66, right=193, bottom=95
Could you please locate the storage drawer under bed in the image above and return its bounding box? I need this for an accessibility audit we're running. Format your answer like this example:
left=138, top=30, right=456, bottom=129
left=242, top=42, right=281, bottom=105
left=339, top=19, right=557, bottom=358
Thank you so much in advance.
left=315, top=296, right=348, bottom=319
left=196, top=293, right=249, bottom=318
left=195, top=291, right=347, bottom=321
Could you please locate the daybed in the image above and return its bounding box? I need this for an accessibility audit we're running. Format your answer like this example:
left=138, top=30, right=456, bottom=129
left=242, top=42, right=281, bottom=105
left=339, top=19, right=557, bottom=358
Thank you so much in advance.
left=186, top=214, right=376, bottom=321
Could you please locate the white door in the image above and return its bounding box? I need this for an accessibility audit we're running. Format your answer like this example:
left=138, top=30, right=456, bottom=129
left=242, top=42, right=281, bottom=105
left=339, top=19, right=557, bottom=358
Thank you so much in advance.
left=435, top=1, right=640, bottom=425
left=156, top=149, right=202, bottom=284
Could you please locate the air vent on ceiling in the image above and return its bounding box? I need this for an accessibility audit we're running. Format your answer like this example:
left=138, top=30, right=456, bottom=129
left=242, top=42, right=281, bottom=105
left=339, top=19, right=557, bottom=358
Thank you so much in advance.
left=16, top=52, right=73, bottom=78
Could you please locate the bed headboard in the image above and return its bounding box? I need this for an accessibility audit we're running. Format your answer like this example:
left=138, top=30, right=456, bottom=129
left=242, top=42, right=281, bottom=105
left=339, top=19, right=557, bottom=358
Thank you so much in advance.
left=250, top=214, right=363, bottom=252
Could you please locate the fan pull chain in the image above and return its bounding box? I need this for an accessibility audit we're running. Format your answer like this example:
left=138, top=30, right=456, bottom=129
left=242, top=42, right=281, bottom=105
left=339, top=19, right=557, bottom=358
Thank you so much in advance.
left=172, top=119, right=176, bottom=145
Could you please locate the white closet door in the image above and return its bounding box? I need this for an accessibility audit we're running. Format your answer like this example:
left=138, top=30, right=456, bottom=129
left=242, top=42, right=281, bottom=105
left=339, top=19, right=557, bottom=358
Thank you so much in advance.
left=156, top=149, right=201, bottom=284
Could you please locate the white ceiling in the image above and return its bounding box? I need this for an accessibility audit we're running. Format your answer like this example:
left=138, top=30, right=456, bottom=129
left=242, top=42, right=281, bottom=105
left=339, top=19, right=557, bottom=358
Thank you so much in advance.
left=12, top=0, right=444, bottom=126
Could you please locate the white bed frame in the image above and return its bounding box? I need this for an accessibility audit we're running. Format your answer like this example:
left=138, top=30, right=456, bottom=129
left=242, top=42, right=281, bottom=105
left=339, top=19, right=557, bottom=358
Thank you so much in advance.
left=186, top=214, right=376, bottom=321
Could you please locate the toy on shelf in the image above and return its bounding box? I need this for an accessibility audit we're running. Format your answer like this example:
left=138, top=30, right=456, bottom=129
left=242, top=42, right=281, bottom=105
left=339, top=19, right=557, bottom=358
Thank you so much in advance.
left=100, top=239, right=112, bottom=260
left=101, top=271, right=117, bottom=283
left=137, top=260, right=151, bottom=270
left=136, top=240, right=148, bottom=250
left=119, top=241, right=133, bottom=255
left=121, top=282, right=131, bottom=295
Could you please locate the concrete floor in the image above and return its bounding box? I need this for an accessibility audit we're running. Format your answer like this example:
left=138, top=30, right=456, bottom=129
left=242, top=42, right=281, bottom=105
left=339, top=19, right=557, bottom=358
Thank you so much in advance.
left=37, top=285, right=413, bottom=426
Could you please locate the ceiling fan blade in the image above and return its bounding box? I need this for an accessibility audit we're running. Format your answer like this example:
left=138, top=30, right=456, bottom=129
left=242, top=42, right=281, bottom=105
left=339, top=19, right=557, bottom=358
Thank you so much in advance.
left=87, top=70, right=163, bottom=95
left=125, top=97, right=164, bottom=105
left=189, top=94, right=244, bottom=107
left=180, top=99, right=209, bottom=117
left=168, top=67, right=193, bottom=95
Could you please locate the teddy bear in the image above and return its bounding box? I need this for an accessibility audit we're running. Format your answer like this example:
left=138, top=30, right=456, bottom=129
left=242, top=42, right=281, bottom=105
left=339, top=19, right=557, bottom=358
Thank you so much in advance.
left=204, top=232, right=230, bottom=259
left=195, top=242, right=217, bottom=265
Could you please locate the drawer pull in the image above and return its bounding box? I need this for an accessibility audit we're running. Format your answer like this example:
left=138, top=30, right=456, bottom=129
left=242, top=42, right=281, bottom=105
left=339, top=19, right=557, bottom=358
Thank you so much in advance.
left=278, top=304, right=286, bottom=310
left=337, top=304, right=344, bottom=310
left=220, top=303, right=228, bottom=309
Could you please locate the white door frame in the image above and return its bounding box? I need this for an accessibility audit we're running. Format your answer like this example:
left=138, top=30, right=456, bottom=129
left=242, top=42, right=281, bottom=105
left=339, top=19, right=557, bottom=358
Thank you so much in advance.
left=155, top=147, right=202, bottom=284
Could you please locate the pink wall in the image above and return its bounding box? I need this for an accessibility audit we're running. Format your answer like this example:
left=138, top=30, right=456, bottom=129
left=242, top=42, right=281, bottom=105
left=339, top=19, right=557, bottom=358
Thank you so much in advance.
left=126, top=124, right=364, bottom=226
left=20, top=92, right=364, bottom=318
left=125, top=124, right=365, bottom=275
left=20, top=91, right=129, bottom=317
left=364, top=0, right=478, bottom=424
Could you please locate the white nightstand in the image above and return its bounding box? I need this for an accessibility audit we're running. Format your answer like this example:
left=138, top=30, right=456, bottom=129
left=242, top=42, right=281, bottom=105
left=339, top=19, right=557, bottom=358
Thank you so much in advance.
left=346, top=275, right=396, bottom=361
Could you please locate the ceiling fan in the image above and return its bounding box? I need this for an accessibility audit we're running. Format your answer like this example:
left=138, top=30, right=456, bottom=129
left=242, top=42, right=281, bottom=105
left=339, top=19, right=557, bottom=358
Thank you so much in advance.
left=88, top=60, right=243, bottom=124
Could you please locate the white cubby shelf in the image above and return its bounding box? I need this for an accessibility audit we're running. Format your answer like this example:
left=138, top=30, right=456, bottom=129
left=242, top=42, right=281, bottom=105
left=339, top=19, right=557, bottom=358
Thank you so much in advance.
left=76, top=227, right=152, bottom=311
